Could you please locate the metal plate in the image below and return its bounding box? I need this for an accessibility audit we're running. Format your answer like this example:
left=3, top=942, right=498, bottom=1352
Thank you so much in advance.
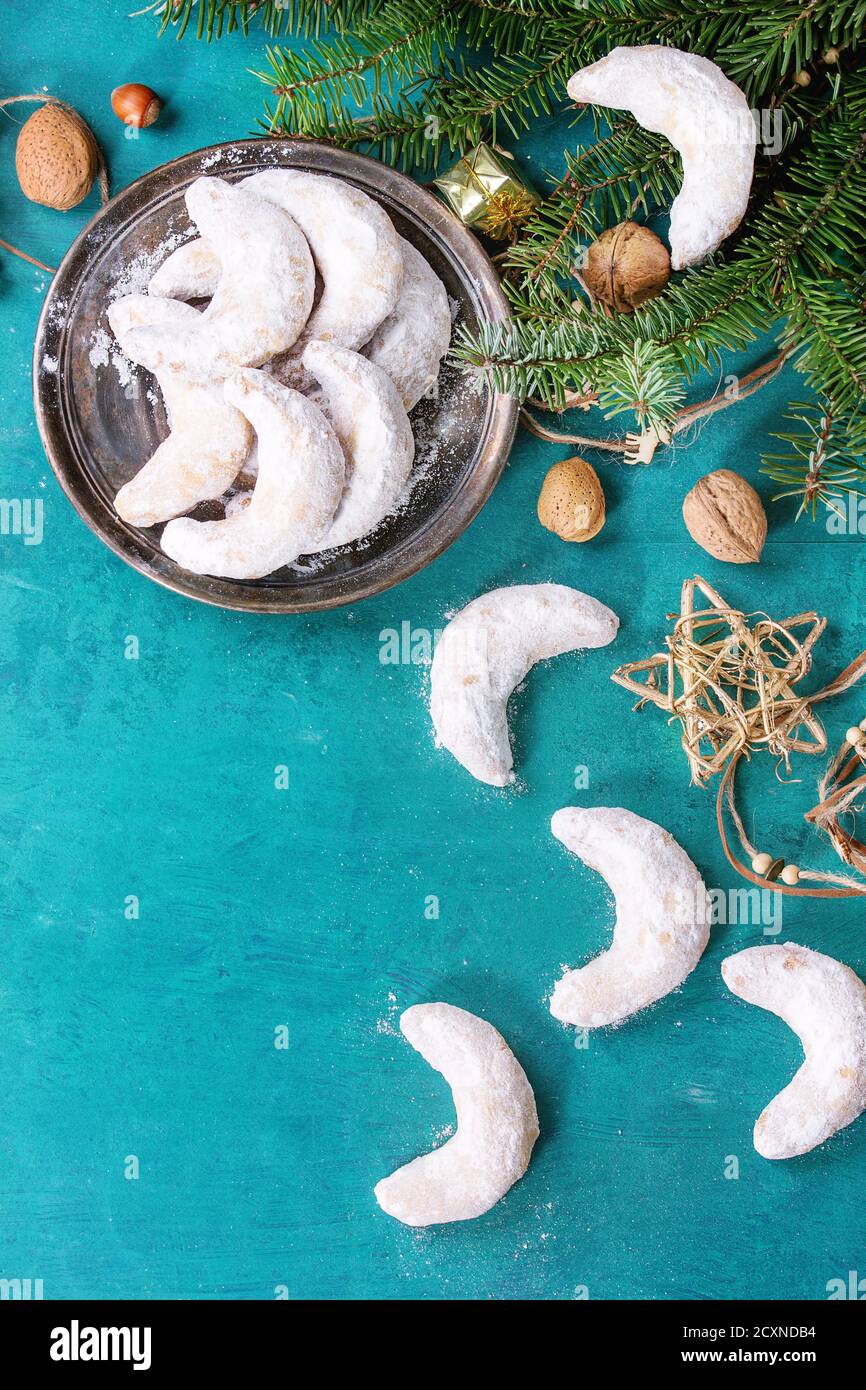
left=32, top=140, right=516, bottom=613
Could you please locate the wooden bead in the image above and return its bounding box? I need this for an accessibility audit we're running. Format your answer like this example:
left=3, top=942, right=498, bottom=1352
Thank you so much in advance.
left=845, top=727, right=865, bottom=747
left=751, top=852, right=772, bottom=875
left=780, top=864, right=800, bottom=886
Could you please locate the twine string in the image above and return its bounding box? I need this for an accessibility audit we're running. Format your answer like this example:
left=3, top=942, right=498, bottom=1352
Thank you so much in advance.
left=519, top=352, right=789, bottom=457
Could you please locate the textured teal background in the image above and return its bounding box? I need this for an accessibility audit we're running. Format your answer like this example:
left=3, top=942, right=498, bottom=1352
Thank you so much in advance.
left=2, top=6, right=866, bottom=1302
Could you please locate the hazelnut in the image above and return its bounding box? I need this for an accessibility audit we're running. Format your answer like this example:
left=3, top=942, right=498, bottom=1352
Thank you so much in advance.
left=111, top=84, right=162, bottom=130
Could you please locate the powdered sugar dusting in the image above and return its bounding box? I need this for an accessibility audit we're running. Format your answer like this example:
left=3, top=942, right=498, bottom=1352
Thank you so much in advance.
left=376, top=990, right=400, bottom=1036
left=108, top=228, right=192, bottom=302
left=89, top=324, right=135, bottom=388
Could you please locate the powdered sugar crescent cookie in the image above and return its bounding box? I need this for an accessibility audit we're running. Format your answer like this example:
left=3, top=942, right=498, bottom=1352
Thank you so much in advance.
left=549, top=807, right=711, bottom=1029
left=301, top=341, right=414, bottom=550
left=567, top=46, right=755, bottom=269
left=374, top=1003, right=539, bottom=1227
left=149, top=237, right=222, bottom=301
left=148, top=171, right=403, bottom=374
left=430, top=584, right=620, bottom=786
left=108, top=292, right=197, bottom=343
left=108, top=294, right=252, bottom=527
left=362, top=238, right=451, bottom=410
left=160, top=368, right=344, bottom=580
left=245, top=169, right=403, bottom=350
left=135, top=177, right=315, bottom=378
left=722, top=943, right=866, bottom=1159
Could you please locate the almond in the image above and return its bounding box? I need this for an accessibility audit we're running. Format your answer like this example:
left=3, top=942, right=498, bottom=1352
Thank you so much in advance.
left=16, top=102, right=98, bottom=211
left=537, top=456, right=605, bottom=542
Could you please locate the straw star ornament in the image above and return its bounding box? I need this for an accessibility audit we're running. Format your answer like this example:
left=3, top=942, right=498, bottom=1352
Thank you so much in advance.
left=611, top=577, right=866, bottom=897
left=611, top=577, right=829, bottom=786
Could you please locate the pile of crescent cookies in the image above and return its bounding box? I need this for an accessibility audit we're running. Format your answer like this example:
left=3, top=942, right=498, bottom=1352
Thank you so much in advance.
left=106, top=170, right=452, bottom=580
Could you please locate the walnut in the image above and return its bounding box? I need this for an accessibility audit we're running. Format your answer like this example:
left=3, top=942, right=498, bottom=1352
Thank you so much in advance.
left=682, top=469, right=767, bottom=564
left=582, top=221, right=670, bottom=313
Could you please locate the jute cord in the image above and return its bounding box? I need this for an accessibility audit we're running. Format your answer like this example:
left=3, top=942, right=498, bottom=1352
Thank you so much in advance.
left=519, top=352, right=788, bottom=460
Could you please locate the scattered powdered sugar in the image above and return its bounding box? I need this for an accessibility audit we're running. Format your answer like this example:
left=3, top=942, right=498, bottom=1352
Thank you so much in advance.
left=197, top=143, right=251, bottom=170
left=88, top=327, right=110, bottom=370
left=376, top=990, right=400, bottom=1036
left=89, top=324, right=135, bottom=388
left=106, top=227, right=192, bottom=303
left=84, top=226, right=198, bottom=393
left=44, top=294, right=68, bottom=331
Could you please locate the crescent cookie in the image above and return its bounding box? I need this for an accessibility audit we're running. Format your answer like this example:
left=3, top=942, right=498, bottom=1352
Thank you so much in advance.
left=161, top=369, right=344, bottom=580
left=244, top=169, right=403, bottom=352
left=362, top=238, right=452, bottom=410
left=374, top=1003, right=539, bottom=1227
left=148, top=170, right=403, bottom=368
left=567, top=46, right=755, bottom=269
left=722, top=943, right=866, bottom=1159
left=149, top=237, right=223, bottom=300
left=302, top=341, right=415, bottom=550
left=135, top=177, right=315, bottom=378
left=108, top=294, right=252, bottom=527
left=549, top=807, right=711, bottom=1028
left=430, top=584, right=620, bottom=786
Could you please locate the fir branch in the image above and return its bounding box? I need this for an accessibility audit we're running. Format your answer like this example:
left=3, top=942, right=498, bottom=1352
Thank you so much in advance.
left=452, top=261, right=768, bottom=413
left=503, top=121, right=680, bottom=289
left=760, top=402, right=866, bottom=518
left=781, top=274, right=866, bottom=433
left=156, top=0, right=378, bottom=42
left=258, top=17, right=583, bottom=159
left=721, top=1, right=866, bottom=98
left=461, top=58, right=866, bottom=447
left=257, top=1, right=460, bottom=110
left=594, top=340, right=687, bottom=434
left=255, top=0, right=463, bottom=161
left=260, top=88, right=441, bottom=170
left=746, top=121, right=866, bottom=292
left=148, top=0, right=866, bottom=509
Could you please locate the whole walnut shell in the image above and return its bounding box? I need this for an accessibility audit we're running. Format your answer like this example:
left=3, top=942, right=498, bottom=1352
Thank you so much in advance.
left=537, top=456, right=605, bottom=542
left=682, top=469, right=767, bottom=564
left=16, top=102, right=99, bottom=211
left=583, top=221, right=670, bottom=312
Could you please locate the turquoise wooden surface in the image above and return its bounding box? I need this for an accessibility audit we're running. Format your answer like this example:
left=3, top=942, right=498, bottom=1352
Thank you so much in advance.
left=2, top=6, right=866, bottom=1302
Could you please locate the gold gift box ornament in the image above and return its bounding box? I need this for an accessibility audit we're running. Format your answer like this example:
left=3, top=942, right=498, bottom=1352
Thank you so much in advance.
left=433, top=142, right=540, bottom=241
